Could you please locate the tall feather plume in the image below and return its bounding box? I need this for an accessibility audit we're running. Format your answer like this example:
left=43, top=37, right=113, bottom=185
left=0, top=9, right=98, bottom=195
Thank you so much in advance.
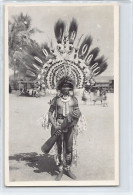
left=41, top=43, right=51, bottom=54
left=23, top=54, right=41, bottom=73
left=85, top=47, right=100, bottom=66
left=91, top=56, right=108, bottom=76
left=78, top=36, right=93, bottom=60
left=94, top=62, right=108, bottom=76
left=68, top=18, right=78, bottom=44
left=54, top=19, right=65, bottom=43
left=41, top=43, right=55, bottom=60
left=26, top=70, right=37, bottom=78
left=26, top=45, right=46, bottom=66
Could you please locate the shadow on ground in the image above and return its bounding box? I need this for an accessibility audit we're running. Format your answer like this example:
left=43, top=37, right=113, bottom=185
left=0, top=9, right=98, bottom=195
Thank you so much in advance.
left=9, top=152, right=58, bottom=176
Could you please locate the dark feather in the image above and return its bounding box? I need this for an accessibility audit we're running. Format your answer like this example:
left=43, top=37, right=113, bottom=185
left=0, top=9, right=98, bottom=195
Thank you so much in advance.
left=26, top=45, right=46, bottom=65
left=23, top=43, right=55, bottom=80
left=26, top=70, right=37, bottom=78
left=41, top=43, right=55, bottom=59
left=23, top=54, right=42, bottom=71
left=91, top=56, right=108, bottom=76
left=21, top=56, right=43, bottom=82
left=54, top=19, right=65, bottom=43
left=78, top=36, right=93, bottom=60
left=94, top=55, right=105, bottom=64
left=41, top=43, right=50, bottom=54
left=93, top=62, right=108, bottom=76
left=68, top=18, right=78, bottom=44
left=85, top=47, right=100, bottom=66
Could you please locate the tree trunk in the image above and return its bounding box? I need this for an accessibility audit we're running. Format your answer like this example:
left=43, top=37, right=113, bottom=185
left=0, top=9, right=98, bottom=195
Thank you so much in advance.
left=14, top=63, right=16, bottom=81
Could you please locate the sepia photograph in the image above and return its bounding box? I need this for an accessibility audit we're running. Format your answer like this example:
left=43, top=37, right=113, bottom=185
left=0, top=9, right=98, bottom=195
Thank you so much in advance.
left=5, top=3, right=119, bottom=186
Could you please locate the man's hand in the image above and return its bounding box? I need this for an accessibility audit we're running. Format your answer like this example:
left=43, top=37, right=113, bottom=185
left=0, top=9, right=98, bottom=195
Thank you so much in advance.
left=54, top=125, right=62, bottom=136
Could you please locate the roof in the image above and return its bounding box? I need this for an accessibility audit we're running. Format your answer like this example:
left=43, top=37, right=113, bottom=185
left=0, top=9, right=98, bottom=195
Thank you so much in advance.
left=18, top=81, right=36, bottom=84
left=95, top=76, right=114, bottom=83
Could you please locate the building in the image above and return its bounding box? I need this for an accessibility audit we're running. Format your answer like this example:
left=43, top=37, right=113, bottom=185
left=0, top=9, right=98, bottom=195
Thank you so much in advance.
left=94, top=76, right=114, bottom=92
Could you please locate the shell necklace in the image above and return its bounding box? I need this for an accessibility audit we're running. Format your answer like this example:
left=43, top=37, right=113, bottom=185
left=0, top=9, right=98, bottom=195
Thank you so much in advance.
left=60, top=96, right=71, bottom=117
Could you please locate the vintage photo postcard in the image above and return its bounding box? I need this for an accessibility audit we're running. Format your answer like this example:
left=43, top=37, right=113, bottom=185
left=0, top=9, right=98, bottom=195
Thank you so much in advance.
left=5, top=3, right=119, bottom=186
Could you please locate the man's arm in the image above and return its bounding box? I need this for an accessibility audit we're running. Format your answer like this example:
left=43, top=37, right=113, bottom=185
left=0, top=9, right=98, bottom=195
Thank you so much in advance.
left=72, top=97, right=81, bottom=119
left=48, top=97, right=60, bottom=131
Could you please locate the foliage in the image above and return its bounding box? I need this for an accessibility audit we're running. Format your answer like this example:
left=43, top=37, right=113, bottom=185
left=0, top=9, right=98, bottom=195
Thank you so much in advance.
left=8, top=13, right=43, bottom=79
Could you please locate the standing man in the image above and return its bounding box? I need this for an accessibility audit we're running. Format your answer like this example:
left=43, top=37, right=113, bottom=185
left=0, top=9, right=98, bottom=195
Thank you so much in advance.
left=48, top=76, right=81, bottom=181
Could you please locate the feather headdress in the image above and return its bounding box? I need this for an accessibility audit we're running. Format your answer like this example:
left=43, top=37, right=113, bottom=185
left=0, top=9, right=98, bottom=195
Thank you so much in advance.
left=54, top=19, right=66, bottom=44
left=68, top=18, right=78, bottom=44
left=57, top=76, right=75, bottom=90
left=22, top=18, right=108, bottom=89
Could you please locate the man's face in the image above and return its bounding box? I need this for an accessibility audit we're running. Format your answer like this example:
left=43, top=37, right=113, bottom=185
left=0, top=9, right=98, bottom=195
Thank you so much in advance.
left=61, top=87, right=70, bottom=96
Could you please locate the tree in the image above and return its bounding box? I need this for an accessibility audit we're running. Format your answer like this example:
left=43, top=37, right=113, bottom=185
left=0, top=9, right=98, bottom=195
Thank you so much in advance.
left=8, top=13, right=43, bottom=80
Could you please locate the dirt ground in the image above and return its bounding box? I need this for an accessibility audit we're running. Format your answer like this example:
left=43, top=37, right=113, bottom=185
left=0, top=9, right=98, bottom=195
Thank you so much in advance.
left=9, top=92, right=114, bottom=182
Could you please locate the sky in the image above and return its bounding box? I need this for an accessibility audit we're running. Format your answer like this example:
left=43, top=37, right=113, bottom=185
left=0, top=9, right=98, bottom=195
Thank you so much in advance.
left=8, top=4, right=115, bottom=76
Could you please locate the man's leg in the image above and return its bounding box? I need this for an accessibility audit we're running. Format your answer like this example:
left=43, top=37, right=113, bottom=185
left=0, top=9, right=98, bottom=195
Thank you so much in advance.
left=55, top=135, right=64, bottom=181
left=51, top=126, right=63, bottom=181
left=64, top=128, right=76, bottom=180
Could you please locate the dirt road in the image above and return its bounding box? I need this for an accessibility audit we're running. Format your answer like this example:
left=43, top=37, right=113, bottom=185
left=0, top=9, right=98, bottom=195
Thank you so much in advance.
left=9, top=93, right=114, bottom=182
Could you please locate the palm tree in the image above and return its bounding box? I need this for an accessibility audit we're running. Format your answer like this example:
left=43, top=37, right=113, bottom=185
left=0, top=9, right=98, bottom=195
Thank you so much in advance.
left=8, top=13, right=43, bottom=81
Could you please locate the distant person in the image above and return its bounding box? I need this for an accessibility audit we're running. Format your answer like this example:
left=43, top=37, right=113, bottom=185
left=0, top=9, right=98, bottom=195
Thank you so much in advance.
left=93, top=89, right=97, bottom=105
left=90, top=87, right=96, bottom=104
left=9, top=84, right=12, bottom=93
left=42, top=83, right=46, bottom=95
left=82, top=89, right=89, bottom=104
left=97, top=88, right=100, bottom=98
left=102, top=91, right=108, bottom=107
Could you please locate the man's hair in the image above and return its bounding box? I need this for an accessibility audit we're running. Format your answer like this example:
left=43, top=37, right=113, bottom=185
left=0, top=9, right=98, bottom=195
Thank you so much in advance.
left=57, top=76, right=75, bottom=90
